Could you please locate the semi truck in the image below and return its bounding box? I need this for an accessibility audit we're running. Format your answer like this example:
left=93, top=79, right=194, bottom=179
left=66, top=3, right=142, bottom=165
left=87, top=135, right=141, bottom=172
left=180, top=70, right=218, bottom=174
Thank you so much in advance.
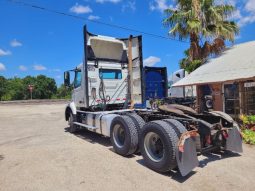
left=64, top=26, right=242, bottom=177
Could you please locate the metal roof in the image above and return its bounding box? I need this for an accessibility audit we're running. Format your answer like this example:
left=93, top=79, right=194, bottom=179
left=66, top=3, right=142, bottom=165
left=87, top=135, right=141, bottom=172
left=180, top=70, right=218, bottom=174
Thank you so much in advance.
left=173, top=41, right=255, bottom=87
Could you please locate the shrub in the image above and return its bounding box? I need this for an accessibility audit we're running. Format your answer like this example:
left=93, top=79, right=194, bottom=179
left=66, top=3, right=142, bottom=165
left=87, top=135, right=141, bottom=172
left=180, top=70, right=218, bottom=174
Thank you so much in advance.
left=242, top=129, right=255, bottom=145
left=239, top=114, right=255, bottom=130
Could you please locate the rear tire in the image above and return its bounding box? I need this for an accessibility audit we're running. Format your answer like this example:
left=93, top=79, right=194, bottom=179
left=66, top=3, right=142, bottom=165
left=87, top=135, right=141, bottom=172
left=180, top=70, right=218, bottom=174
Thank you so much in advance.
left=110, top=115, right=138, bottom=156
left=140, top=120, right=178, bottom=172
left=163, top=119, right=187, bottom=138
left=125, top=112, right=145, bottom=131
left=125, top=112, right=145, bottom=153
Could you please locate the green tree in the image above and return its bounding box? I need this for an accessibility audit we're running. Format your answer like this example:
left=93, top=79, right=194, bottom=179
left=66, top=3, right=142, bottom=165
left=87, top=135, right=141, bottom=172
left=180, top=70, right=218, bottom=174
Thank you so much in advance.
left=0, top=76, right=7, bottom=101
left=34, top=75, right=57, bottom=99
left=5, top=77, right=24, bottom=100
left=0, top=75, right=60, bottom=101
left=164, top=0, right=239, bottom=72
left=55, top=84, right=71, bottom=99
left=22, top=76, right=37, bottom=99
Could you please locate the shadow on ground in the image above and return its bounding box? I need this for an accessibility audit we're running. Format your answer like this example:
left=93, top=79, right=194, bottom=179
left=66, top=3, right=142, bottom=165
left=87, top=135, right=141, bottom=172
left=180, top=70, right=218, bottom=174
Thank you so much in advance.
left=136, top=151, right=241, bottom=183
left=0, top=155, right=4, bottom=161
left=136, top=159, right=196, bottom=183
left=199, top=151, right=241, bottom=168
left=65, top=127, right=111, bottom=147
left=64, top=127, right=241, bottom=183
left=65, top=127, right=137, bottom=158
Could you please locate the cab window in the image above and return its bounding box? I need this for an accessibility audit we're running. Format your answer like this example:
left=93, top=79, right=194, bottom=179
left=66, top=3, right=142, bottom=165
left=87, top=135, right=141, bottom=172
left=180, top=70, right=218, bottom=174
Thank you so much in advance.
left=74, top=70, right=82, bottom=88
left=99, top=69, right=122, bottom=79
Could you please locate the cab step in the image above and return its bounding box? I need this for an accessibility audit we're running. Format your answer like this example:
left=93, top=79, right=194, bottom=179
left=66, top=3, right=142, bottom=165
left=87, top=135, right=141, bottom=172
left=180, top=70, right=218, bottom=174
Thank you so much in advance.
left=73, top=122, right=98, bottom=130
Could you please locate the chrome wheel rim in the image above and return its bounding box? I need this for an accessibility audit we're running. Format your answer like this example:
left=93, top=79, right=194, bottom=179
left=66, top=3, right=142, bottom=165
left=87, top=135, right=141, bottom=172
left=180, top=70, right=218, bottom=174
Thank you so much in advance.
left=144, top=132, right=164, bottom=162
left=113, top=124, right=125, bottom=148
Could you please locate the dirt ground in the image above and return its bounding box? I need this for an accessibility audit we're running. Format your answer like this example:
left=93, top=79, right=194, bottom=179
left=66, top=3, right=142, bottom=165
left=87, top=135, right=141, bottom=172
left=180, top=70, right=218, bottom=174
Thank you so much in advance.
left=0, top=103, right=255, bottom=191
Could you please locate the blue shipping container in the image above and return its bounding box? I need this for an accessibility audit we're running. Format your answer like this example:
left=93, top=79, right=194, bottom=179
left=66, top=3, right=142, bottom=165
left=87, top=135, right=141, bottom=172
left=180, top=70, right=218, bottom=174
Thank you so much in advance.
left=144, top=67, right=168, bottom=99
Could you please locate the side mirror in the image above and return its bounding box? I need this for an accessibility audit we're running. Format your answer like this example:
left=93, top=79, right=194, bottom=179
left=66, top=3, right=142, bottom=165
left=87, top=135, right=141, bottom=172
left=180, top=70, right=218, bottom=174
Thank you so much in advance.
left=64, top=71, right=70, bottom=86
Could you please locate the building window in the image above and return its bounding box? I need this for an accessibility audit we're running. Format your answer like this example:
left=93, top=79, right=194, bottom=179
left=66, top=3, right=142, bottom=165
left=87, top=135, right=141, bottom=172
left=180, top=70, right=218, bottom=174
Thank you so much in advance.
left=224, top=84, right=239, bottom=115
left=243, top=82, right=255, bottom=115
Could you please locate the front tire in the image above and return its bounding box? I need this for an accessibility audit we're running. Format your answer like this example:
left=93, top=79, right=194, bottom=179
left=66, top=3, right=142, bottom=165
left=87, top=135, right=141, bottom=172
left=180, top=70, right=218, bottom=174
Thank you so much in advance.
left=69, top=113, right=78, bottom=133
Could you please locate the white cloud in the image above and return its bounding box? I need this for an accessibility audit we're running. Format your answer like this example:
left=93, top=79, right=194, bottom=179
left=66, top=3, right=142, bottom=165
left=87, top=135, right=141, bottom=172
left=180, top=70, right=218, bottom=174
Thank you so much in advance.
left=143, top=56, right=161, bottom=66
left=149, top=0, right=173, bottom=12
left=88, top=15, right=100, bottom=20
left=245, top=0, right=255, bottom=12
left=0, top=63, right=6, bottom=71
left=215, top=0, right=255, bottom=27
left=10, top=39, right=22, bottom=47
left=19, top=65, right=27, bottom=71
left=229, top=9, right=242, bottom=20
left=238, top=15, right=255, bottom=26
left=0, top=49, right=11, bottom=56
left=238, top=0, right=255, bottom=27
left=56, top=75, right=61, bottom=79
left=70, top=3, right=92, bottom=14
left=33, top=64, right=47, bottom=71
left=215, top=0, right=237, bottom=6
left=96, top=0, right=122, bottom=3
left=122, top=1, right=136, bottom=12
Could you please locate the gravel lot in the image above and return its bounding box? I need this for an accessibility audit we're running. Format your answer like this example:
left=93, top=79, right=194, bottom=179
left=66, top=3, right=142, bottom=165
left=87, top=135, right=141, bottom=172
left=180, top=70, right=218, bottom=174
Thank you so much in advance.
left=0, top=103, right=255, bottom=191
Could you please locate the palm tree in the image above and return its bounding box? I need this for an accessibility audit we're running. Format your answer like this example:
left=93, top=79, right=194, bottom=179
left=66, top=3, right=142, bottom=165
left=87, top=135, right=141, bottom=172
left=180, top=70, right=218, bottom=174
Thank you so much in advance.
left=164, top=0, right=239, bottom=72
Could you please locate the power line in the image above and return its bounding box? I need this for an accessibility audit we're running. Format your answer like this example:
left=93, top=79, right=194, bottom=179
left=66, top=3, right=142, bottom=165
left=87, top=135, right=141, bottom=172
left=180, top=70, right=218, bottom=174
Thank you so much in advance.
left=6, top=0, right=188, bottom=43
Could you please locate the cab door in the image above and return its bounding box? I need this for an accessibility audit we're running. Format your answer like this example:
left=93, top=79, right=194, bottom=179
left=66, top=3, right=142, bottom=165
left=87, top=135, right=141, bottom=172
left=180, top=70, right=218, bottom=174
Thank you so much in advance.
left=72, top=69, right=85, bottom=108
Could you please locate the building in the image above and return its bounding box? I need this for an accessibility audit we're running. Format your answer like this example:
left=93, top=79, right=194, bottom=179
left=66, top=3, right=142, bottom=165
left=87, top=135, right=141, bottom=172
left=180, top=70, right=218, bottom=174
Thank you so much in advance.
left=173, top=41, right=255, bottom=117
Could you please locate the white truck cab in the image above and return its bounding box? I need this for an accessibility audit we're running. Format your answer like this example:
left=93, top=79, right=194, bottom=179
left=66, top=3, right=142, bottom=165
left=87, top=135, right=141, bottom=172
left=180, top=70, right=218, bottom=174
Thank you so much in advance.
left=64, top=25, right=144, bottom=135
left=65, top=26, right=143, bottom=112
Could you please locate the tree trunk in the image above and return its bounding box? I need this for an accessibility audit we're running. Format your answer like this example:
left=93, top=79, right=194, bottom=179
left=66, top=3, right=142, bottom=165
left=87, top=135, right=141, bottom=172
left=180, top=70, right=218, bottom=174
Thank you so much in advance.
left=189, top=32, right=200, bottom=61
left=192, top=0, right=200, bottom=18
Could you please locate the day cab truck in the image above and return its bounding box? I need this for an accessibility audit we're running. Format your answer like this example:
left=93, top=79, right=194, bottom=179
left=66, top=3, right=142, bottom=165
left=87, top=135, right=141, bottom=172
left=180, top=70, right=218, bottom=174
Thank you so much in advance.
left=64, top=26, right=243, bottom=176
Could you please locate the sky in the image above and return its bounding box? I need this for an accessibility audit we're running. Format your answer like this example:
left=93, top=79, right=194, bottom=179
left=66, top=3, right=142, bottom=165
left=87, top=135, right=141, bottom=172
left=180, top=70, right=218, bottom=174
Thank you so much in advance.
left=0, top=0, right=255, bottom=85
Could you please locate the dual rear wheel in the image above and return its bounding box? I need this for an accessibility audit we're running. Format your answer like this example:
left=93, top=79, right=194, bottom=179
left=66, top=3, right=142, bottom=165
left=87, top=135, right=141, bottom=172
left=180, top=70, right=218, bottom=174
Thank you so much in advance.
left=110, top=115, right=139, bottom=156
left=110, top=113, right=145, bottom=156
left=140, top=120, right=187, bottom=172
left=69, top=110, right=186, bottom=173
left=110, top=115, right=187, bottom=173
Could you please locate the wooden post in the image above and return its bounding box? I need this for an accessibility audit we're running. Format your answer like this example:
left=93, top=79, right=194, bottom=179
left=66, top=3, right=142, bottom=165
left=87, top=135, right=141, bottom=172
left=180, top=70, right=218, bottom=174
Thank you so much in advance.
left=196, top=85, right=200, bottom=113
left=211, top=83, right=223, bottom=111
left=128, top=35, right=134, bottom=108
left=239, top=82, right=244, bottom=115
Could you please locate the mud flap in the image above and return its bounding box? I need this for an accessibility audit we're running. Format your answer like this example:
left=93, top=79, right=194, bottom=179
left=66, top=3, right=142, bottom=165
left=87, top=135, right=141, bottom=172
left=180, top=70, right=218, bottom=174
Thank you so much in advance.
left=176, top=132, right=199, bottom=177
left=226, top=126, right=243, bottom=153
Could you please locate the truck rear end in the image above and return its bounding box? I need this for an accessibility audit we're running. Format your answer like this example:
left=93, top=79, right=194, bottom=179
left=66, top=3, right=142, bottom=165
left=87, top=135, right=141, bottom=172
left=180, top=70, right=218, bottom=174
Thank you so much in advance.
left=64, top=26, right=243, bottom=178
left=84, top=28, right=144, bottom=110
